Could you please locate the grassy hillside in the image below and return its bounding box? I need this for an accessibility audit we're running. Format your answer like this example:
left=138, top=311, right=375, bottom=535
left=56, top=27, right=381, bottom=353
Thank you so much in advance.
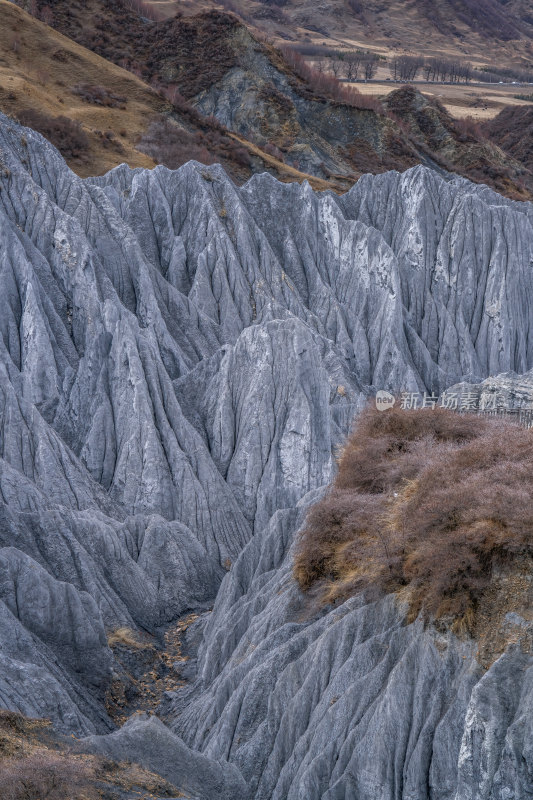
left=0, top=0, right=159, bottom=175
left=0, top=0, right=336, bottom=187
left=3, top=0, right=533, bottom=199
left=133, top=0, right=533, bottom=71
left=10, top=0, right=533, bottom=199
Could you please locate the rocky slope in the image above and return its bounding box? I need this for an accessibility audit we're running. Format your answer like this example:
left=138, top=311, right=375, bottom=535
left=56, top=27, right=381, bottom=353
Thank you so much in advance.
left=11, top=0, right=533, bottom=199
left=164, top=490, right=533, bottom=800
left=9, top=1, right=417, bottom=183
left=1, top=111, right=533, bottom=797
left=483, top=104, right=533, bottom=177
left=384, top=86, right=533, bottom=200
left=0, top=0, right=329, bottom=189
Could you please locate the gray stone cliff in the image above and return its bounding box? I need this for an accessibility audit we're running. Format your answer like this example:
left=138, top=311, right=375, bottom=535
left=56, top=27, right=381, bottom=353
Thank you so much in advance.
left=0, top=112, right=532, bottom=797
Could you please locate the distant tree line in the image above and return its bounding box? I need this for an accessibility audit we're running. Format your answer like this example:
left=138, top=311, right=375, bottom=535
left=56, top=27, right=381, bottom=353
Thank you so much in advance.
left=314, top=52, right=473, bottom=84
left=480, top=65, right=533, bottom=84
left=389, top=56, right=473, bottom=84
left=286, top=45, right=381, bottom=82
left=280, top=47, right=383, bottom=109
left=285, top=46, right=533, bottom=87
left=122, top=0, right=165, bottom=21
left=328, top=51, right=380, bottom=82
left=391, top=58, right=533, bottom=85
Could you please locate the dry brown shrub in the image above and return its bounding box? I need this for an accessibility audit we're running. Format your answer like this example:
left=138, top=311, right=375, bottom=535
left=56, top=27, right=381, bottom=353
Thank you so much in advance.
left=16, top=110, right=89, bottom=160
left=107, top=626, right=153, bottom=650
left=137, top=118, right=216, bottom=169
left=0, top=751, right=92, bottom=800
left=72, top=83, right=127, bottom=109
left=454, top=115, right=486, bottom=143
left=261, top=141, right=285, bottom=161
left=294, top=404, right=533, bottom=630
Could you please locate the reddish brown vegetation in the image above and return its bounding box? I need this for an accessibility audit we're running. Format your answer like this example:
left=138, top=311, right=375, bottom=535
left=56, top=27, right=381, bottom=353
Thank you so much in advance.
left=138, top=114, right=251, bottom=175
left=453, top=115, right=486, bottom=143
left=294, top=405, right=533, bottom=630
left=0, top=751, right=92, bottom=800
left=30, top=4, right=239, bottom=100
left=72, top=83, right=127, bottom=108
left=16, top=109, right=89, bottom=160
left=483, top=105, right=533, bottom=174
left=138, top=117, right=215, bottom=168
left=157, top=84, right=255, bottom=170
left=280, top=46, right=384, bottom=112
left=261, top=141, right=285, bottom=161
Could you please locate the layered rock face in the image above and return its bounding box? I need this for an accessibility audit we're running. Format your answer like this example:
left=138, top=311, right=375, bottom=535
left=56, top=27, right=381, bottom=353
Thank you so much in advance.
left=0, top=112, right=532, bottom=797
left=166, top=494, right=533, bottom=800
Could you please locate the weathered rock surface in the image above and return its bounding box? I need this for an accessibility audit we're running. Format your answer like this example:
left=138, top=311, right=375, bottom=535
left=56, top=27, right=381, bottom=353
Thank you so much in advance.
left=83, top=713, right=248, bottom=800
left=167, top=491, right=533, bottom=800
left=0, top=111, right=533, bottom=796
left=449, top=368, right=533, bottom=413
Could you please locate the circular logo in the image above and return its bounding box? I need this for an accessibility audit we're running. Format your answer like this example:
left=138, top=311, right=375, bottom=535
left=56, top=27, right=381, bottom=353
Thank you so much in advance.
left=375, top=390, right=396, bottom=411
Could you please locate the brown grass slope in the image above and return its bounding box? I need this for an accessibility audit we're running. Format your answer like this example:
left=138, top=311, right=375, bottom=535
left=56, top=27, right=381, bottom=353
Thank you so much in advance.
left=294, top=405, right=533, bottom=655
left=358, top=0, right=533, bottom=45
left=483, top=104, right=533, bottom=176
left=0, top=0, right=158, bottom=175
left=10, top=1, right=243, bottom=99
left=0, top=709, right=182, bottom=799
left=209, top=0, right=533, bottom=71
left=12, top=0, right=533, bottom=198
left=0, top=1, right=333, bottom=187
left=6, top=0, right=533, bottom=197
left=7, top=1, right=412, bottom=184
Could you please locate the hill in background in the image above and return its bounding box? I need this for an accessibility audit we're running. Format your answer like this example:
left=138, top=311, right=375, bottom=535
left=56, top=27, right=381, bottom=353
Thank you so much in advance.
left=2, top=0, right=533, bottom=200
left=1, top=0, right=340, bottom=186
left=183, top=0, right=533, bottom=69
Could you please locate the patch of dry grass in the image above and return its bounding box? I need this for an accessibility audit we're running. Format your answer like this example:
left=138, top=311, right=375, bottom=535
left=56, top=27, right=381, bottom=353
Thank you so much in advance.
left=0, top=708, right=183, bottom=798
left=294, top=404, right=533, bottom=638
left=107, top=626, right=154, bottom=650
left=0, top=0, right=159, bottom=175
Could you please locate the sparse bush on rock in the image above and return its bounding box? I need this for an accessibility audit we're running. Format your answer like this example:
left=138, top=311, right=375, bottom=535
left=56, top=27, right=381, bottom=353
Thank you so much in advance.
left=0, top=751, right=92, bottom=800
left=294, top=405, right=533, bottom=630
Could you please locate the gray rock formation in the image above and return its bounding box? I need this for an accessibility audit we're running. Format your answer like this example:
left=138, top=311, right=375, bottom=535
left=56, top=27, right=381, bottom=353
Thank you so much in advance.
left=167, top=491, right=533, bottom=800
left=84, top=713, right=248, bottom=800
left=449, top=369, right=533, bottom=411
left=0, top=111, right=532, bottom=796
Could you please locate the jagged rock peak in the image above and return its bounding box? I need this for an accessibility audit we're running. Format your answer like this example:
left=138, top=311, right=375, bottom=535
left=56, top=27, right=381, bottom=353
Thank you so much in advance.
left=0, top=112, right=532, bottom=798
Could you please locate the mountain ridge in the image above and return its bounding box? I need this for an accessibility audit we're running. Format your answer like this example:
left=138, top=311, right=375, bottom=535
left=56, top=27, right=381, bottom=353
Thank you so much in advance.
left=6, top=0, right=533, bottom=199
